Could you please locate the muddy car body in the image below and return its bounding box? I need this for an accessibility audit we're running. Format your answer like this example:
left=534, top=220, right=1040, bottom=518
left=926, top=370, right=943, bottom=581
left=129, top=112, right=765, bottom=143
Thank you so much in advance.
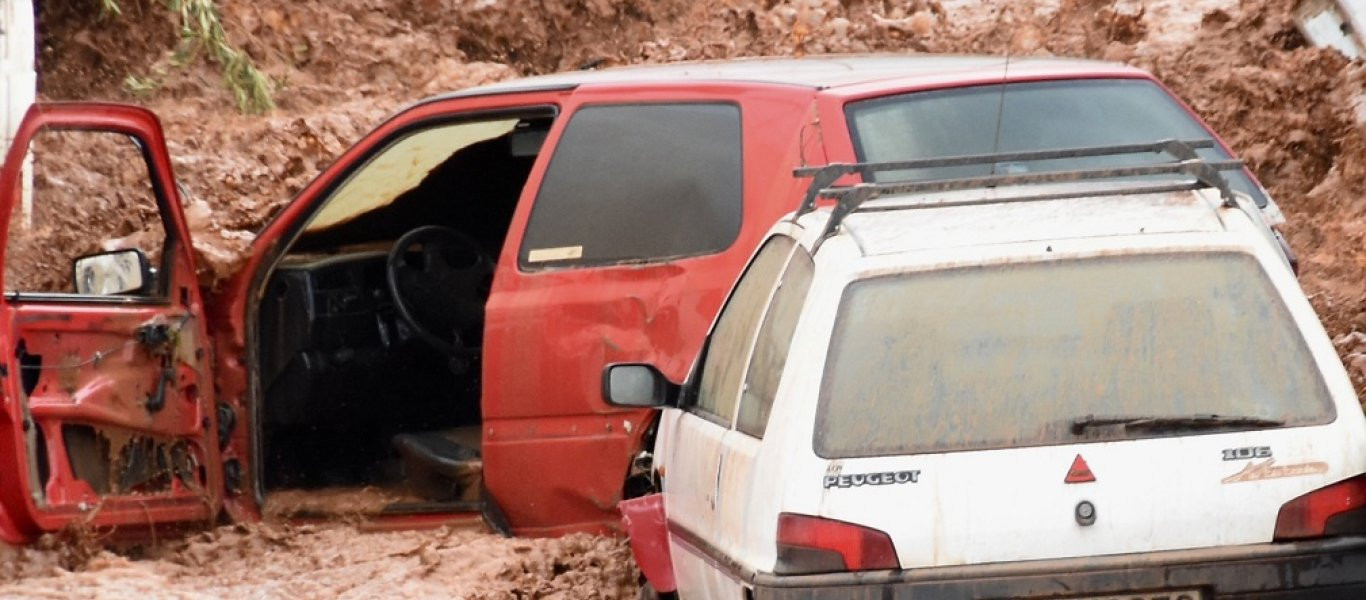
left=612, top=151, right=1366, bottom=598
left=0, top=56, right=1285, bottom=543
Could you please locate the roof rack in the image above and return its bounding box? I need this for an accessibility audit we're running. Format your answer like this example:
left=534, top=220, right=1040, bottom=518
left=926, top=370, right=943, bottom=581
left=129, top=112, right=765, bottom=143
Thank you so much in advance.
left=791, top=139, right=1249, bottom=244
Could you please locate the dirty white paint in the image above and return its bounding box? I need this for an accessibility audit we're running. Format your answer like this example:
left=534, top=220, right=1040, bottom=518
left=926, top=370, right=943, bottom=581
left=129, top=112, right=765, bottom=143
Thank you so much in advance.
left=657, top=188, right=1366, bottom=594
left=0, top=0, right=35, bottom=224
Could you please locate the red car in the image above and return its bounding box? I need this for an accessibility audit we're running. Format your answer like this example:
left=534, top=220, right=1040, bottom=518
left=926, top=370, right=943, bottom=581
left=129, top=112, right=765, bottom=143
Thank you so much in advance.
left=0, top=55, right=1273, bottom=543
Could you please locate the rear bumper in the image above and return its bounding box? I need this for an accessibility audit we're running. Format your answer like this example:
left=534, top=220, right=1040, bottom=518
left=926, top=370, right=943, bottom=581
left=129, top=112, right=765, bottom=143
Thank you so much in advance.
left=751, top=537, right=1366, bottom=600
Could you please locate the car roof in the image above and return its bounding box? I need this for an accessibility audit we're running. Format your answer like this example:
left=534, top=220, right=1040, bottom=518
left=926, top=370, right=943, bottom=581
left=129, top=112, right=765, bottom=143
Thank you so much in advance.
left=426, top=54, right=1139, bottom=100
left=803, top=185, right=1233, bottom=256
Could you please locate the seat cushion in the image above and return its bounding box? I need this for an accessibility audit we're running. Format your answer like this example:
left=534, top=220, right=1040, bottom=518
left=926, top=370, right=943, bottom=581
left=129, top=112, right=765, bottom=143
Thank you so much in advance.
left=393, top=431, right=480, bottom=476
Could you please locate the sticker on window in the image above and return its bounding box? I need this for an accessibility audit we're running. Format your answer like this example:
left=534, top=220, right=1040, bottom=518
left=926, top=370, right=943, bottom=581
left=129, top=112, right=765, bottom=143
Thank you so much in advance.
left=526, top=245, right=584, bottom=263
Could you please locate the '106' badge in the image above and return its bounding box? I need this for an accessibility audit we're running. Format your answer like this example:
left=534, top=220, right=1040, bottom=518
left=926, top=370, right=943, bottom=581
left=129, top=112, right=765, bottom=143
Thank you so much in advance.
left=1222, top=446, right=1271, bottom=461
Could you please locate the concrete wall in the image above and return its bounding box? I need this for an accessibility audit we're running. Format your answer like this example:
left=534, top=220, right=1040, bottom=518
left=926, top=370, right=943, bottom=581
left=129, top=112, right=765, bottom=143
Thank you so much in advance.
left=1, top=0, right=36, bottom=154
left=1, top=0, right=35, bottom=223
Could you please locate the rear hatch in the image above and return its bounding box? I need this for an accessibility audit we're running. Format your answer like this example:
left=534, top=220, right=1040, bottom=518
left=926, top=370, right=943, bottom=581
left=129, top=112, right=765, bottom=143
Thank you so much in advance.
left=799, top=249, right=1361, bottom=568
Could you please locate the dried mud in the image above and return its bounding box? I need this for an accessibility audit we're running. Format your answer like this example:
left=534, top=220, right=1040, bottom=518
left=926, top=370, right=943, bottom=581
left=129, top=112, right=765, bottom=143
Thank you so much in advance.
left=11, top=0, right=1366, bottom=595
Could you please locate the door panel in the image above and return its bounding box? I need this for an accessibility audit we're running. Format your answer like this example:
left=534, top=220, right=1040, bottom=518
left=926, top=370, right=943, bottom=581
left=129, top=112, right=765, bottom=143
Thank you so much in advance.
left=0, top=103, right=219, bottom=543
left=714, top=432, right=760, bottom=570
left=484, top=85, right=816, bottom=535
left=658, top=408, right=728, bottom=598
left=7, top=303, right=214, bottom=523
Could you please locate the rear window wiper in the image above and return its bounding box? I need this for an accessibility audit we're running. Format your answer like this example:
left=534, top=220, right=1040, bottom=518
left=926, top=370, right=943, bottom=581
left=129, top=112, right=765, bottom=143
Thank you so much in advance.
left=1070, top=414, right=1285, bottom=435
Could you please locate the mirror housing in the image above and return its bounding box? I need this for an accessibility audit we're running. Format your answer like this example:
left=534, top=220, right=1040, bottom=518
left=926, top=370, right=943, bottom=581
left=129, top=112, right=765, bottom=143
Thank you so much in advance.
left=603, top=363, right=679, bottom=408
left=72, top=249, right=151, bottom=295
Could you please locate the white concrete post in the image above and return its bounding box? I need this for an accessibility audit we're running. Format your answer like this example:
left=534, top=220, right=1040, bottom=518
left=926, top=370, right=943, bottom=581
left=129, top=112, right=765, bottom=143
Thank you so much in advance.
left=1, top=0, right=36, bottom=227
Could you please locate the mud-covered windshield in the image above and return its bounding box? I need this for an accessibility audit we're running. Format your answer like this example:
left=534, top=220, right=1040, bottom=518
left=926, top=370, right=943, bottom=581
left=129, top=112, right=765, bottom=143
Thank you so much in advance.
left=815, top=253, right=1334, bottom=458
left=846, top=79, right=1268, bottom=207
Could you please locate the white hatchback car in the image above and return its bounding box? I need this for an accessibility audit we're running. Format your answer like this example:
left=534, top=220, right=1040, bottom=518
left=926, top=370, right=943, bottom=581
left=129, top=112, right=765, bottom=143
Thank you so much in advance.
left=608, top=142, right=1366, bottom=599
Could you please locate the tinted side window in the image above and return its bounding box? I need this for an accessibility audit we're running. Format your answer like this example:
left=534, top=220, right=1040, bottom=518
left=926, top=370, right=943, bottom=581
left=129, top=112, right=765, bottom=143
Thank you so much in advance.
left=520, top=103, right=742, bottom=268
left=737, top=248, right=813, bottom=438
left=694, top=236, right=794, bottom=424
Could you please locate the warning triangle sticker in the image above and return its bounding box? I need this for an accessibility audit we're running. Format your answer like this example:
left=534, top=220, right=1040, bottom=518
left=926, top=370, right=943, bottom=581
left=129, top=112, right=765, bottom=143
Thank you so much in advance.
left=1064, top=454, right=1096, bottom=484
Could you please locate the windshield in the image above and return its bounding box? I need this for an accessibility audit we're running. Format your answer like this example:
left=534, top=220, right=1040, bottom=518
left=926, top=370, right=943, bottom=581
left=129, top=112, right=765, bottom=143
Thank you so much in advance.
left=302, top=119, right=521, bottom=234
left=845, top=79, right=1267, bottom=207
left=815, top=253, right=1334, bottom=458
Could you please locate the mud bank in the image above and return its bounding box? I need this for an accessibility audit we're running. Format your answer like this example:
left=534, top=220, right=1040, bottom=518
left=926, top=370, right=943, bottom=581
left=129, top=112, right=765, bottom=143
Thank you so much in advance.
left=31, top=1, right=1366, bottom=367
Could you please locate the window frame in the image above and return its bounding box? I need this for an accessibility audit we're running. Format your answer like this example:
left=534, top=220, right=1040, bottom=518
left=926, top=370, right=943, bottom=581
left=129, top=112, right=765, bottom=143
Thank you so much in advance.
left=735, top=245, right=814, bottom=439
left=4, top=128, right=176, bottom=303
left=681, top=234, right=796, bottom=428
left=252, top=105, right=560, bottom=243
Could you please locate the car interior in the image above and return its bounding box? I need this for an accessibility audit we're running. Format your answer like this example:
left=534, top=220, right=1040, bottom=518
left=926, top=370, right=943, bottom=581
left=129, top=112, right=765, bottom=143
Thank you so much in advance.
left=255, top=111, right=554, bottom=515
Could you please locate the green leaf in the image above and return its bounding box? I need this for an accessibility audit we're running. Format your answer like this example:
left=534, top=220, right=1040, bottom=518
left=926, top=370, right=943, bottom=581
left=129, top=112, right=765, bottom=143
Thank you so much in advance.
left=97, top=0, right=275, bottom=113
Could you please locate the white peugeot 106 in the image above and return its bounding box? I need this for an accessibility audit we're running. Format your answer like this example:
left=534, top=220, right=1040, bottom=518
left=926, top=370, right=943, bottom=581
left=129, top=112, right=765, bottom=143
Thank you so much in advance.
left=608, top=142, right=1366, bottom=599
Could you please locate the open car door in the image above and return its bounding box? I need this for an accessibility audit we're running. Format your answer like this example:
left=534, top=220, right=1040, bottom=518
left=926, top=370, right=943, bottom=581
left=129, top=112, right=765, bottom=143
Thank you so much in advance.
left=0, top=103, right=220, bottom=544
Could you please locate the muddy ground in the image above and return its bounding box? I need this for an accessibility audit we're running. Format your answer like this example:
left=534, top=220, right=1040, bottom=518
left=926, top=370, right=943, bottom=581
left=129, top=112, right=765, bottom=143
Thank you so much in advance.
left=6, top=0, right=1366, bottom=596
left=0, top=523, right=638, bottom=599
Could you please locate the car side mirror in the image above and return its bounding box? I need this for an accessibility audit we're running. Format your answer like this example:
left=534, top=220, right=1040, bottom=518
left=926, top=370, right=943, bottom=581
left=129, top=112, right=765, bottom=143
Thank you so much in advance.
left=72, top=249, right=151, bottom=295
left=603, top=363, right=679, bottom=408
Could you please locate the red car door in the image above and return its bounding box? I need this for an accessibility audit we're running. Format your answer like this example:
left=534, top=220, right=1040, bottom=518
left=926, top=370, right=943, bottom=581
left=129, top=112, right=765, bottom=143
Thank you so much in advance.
left=0, top=103, right=220, bottom=543
left=484, top=83, right=816, bottom=535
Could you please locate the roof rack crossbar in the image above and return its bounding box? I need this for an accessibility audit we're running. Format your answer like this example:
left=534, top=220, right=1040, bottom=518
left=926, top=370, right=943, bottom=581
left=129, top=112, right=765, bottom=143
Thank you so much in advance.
left=853, top=180, right=1225, bottom=214
left=810, top=157, right=1246, bottom=247
left=828, top=159, right=1245, bottom=204
left=792, top=138, right=1219, bottom=218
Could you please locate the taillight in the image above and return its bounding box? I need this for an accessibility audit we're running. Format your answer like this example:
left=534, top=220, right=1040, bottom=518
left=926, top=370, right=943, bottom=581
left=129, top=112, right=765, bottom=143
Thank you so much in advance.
left=774, top=512, right=898, bottom=575
left=1273, top=474, right=1366, bottom=540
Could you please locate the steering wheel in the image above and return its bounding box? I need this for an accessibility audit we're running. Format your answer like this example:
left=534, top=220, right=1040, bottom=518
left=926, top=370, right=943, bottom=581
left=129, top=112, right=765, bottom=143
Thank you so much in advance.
left=386, top=226, right=494, bottom=356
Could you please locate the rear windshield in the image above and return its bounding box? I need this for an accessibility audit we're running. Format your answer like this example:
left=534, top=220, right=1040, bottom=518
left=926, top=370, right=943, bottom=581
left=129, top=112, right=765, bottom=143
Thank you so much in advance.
left=815, top=253, right=1334, bottom=458
left=845, top=79, right=1267, bottom=207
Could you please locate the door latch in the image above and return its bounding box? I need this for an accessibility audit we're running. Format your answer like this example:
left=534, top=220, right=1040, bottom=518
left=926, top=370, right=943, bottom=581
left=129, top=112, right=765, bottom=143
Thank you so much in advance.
left=134, top=321, right=178, bottom=414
